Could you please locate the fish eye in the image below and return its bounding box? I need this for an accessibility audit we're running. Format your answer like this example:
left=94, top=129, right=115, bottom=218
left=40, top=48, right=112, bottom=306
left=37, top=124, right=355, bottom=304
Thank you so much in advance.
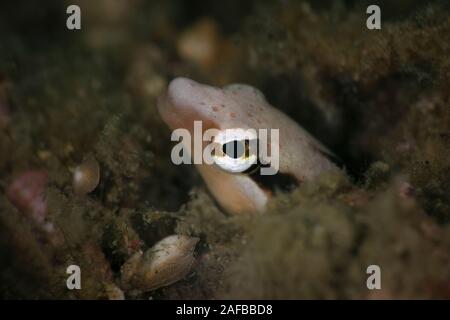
left=222, top=140, right=245, bottom=159
left=211, top=129, right=260, bottom=174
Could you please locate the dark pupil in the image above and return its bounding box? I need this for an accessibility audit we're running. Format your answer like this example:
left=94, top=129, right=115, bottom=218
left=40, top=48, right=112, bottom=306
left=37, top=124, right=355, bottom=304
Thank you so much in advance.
left=223, top=140, right=245, bottom=159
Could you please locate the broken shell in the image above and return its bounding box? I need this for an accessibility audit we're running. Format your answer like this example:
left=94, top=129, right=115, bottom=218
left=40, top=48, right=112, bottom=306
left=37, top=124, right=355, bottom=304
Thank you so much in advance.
left=73, top=155, right=100, bottom=195
left=121, top=234, right=199, bottom=292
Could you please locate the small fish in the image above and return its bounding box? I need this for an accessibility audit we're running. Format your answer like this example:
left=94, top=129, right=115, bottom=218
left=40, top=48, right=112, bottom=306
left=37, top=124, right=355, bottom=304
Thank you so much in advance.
left=157, top=77, right=341, bottom=214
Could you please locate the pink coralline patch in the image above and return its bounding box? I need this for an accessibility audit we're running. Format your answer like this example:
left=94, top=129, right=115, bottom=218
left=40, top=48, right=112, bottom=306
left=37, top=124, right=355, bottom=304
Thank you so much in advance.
left=399, top=181, right=415, bottom=199
left=126, top=237, right=143, bottom=255
left=7, top=170, right=48, bottom=224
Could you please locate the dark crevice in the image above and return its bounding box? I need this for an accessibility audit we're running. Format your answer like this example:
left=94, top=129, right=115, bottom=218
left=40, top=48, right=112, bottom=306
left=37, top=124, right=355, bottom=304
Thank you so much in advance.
left=250, top=169, right=299, bottom=193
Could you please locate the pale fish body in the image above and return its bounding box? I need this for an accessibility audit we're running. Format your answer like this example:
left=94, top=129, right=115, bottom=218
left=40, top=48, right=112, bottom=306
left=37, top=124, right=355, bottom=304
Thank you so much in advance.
left=157, top=77, right=339, bottom=215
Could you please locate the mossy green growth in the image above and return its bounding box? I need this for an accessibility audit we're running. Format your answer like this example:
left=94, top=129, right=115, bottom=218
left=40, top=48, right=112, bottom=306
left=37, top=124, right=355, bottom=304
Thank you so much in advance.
left=222, top=173, right=450, bottom=299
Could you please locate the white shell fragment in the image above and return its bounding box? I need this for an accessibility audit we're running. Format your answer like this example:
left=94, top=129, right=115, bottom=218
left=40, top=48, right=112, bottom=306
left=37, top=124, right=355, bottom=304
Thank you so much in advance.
left=121, top=234, right=199, bottom=292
